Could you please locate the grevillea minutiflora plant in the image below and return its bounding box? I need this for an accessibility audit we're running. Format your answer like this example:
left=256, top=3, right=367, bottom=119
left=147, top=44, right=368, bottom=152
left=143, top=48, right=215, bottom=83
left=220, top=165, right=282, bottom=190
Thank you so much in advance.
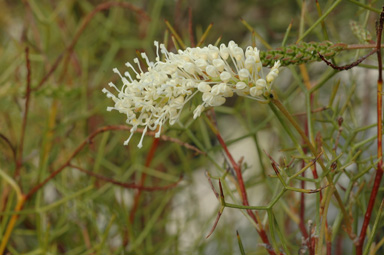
left=3, top=1, right=384, bottom=255
left=103, top=8, right=384, bottom=255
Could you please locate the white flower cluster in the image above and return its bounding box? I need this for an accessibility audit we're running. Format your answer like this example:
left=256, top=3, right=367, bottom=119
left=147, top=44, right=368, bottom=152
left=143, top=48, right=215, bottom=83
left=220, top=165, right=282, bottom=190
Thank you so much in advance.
left=103, top=41, right=280, bottom=148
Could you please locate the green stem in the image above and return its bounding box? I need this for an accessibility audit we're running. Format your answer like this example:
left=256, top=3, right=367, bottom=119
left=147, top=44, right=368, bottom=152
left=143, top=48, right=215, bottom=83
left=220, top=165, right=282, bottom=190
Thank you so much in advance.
left=270, top=94, right=352, bottom=231
left=224, top=202, right=268, bottom=210
left=345, top=0, right=381, bottom=13
left=268, top=101, right=303, bottom=154
left=270, top=96, right=315, bottom=154
left=297, top=0, right=343, bottom=42
left=363, top=199, right=384, bottom=255
left=306, top=92, right=314, bottom=144
left=316, top=185, right=334, bottom=254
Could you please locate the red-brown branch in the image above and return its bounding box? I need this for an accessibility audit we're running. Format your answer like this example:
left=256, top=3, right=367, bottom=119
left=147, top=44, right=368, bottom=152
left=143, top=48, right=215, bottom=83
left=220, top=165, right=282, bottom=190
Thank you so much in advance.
left=206, top=180, right=225, bottom=239
left=356, top=6, right=384, bottom=255
left=129, top=138, right=160, bottom=223
left=0, top=133, right=16, bottom=163
left=69, top=164, right=182, bottom=191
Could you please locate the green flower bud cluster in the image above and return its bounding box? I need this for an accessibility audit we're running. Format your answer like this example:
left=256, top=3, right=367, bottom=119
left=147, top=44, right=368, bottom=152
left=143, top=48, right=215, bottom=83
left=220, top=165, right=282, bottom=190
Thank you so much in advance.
left=259, top=41, right=347, bottom=67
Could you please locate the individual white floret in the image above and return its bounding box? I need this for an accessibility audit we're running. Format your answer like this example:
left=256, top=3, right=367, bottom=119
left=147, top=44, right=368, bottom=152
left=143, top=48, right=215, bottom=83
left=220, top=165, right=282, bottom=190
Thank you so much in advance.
left=193, top=105, right=205, bottom=119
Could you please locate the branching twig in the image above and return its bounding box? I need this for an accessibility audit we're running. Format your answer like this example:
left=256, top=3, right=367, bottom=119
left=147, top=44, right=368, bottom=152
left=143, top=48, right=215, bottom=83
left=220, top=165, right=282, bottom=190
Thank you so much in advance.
left=293, top=106, right=328, bottom=117
left=157, top=133, right=205, bottom=155
left=206, top=109, right=276, bottom=255
left=206, top=180, right=225, bottom=238
left=318, top=48, right=377, bottom=71
left=69, top=164, right=182, bottom=191
left=333, top=117, right=343, bottom=152
left=0, top=133, right=17, bottom=163
left=206, top=171, right=219, bottom=199
left=270, top=94, right=353, bottom=236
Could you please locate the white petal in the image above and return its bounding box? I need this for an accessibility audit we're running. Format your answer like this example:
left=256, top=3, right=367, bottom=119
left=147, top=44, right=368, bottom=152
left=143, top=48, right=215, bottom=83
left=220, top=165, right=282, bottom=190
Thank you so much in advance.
left=236, top=82, right=247, bottom=90
left=198, top=82, right=211, bottom=93
left=220, top=71, right=231, bottom=82
left=238, top=69, right=250, bottom=80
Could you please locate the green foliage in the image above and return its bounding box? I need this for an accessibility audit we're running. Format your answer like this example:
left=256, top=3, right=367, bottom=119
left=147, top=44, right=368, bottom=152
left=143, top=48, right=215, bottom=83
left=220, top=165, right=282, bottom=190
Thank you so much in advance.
left=0, top=1, right=383, bottom=255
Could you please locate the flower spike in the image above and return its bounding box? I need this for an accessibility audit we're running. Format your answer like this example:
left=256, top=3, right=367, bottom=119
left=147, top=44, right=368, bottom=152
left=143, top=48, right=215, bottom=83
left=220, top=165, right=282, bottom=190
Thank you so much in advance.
left=104, top=41, right=281, bottom=148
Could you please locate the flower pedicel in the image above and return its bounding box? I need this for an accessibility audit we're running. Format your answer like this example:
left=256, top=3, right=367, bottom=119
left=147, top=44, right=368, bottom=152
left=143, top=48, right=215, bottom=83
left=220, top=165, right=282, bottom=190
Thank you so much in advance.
left=103, top=41, right=280, bottom=148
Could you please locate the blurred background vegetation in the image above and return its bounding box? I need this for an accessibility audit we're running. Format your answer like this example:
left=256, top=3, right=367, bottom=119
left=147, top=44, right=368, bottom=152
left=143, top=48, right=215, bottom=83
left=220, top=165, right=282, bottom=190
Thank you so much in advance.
left=0, top=0, right=383, bottom=254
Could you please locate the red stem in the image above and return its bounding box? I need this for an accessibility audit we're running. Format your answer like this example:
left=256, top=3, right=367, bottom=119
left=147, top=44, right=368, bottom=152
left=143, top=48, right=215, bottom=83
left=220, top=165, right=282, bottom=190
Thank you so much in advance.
left=215, top=132, right=276, bottom=255
left=335, top=235, right=343, bottom=255
left=215, top=133, right=250, bottom=207
left=209, top=110, right=276, bottom=255
left=356, top=167, right=383, bottom=254
left=326, top=235, right=332, bottom=255
left=129, top=138, right=160, bottom=223
left=356, top=7, right=384, bottom=255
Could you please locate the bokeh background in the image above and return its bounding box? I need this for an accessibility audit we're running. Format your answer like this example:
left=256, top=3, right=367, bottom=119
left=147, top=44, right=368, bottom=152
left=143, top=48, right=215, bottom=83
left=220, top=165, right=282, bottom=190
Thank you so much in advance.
left=0, top=0, right=382, bottom=254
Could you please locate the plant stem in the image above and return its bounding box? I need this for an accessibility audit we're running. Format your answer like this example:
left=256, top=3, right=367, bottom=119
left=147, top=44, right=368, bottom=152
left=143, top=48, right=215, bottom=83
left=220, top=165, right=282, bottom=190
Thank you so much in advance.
left=15, top=47, right=32, bottom=180
left=129, top=138, right=160, bottom=223
left=0, top=196, right=25, bottom=254
left=346, top=43, right=384, bottom=50
left=356, top=7, right=384, bottom=254
left=206, top=110, right=277, bottom=255
left=297, top=0, right=342, bottom=42
left=270, top=95, right=315, bottom=154
left=270, top=95, right=352, bottom=231
left=345, top=0, right=381, bottom=13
